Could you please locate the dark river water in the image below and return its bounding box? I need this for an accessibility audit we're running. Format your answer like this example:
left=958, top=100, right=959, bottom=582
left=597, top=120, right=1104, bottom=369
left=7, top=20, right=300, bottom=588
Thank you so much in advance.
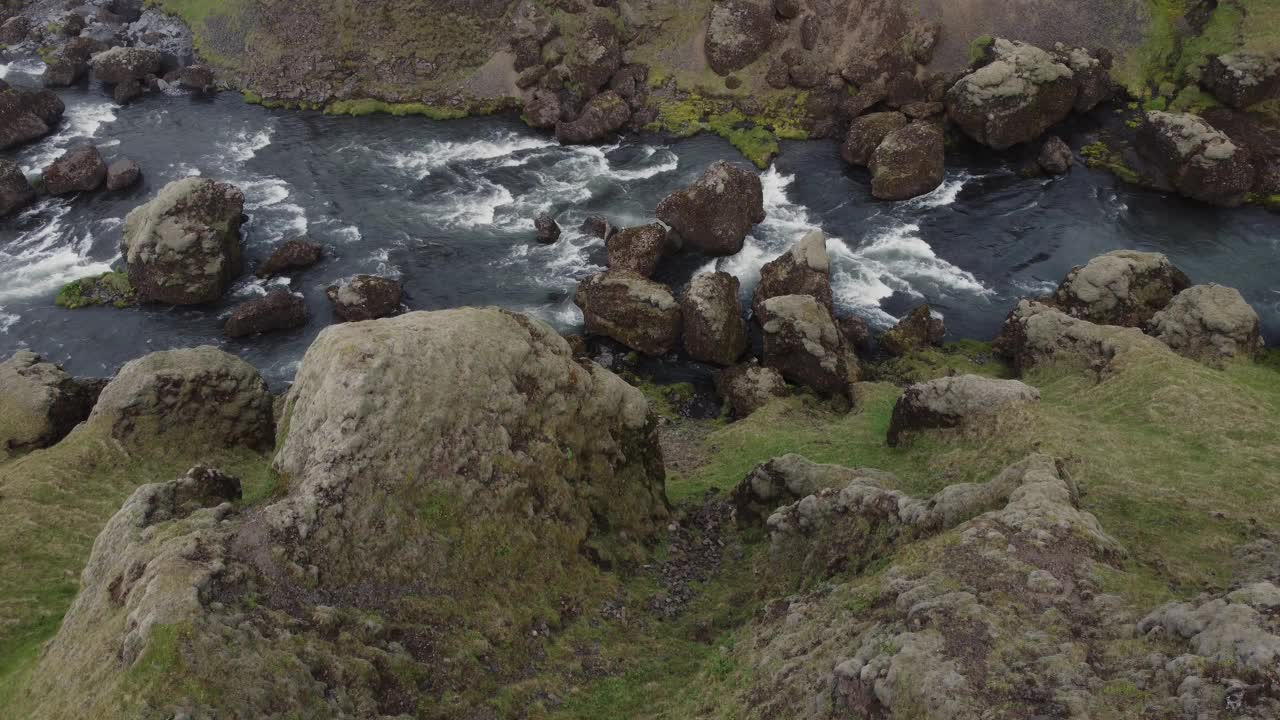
left=2, top=55, right=1277, bottom=388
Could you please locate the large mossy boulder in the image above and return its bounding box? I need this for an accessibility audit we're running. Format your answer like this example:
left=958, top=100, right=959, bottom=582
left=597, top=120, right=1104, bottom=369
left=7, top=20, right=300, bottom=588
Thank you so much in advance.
left=705, top=0, right=776, bottom=76
left=0, top=351, right=104, bottom=458
left=993, top=299, right=1171, bottom=376
left=555, top=90, right=631, bottom=144
left=90, top=46, right=162, bottom=84
left=887, top=374, right=1041, bottom=447
left=1200, top=52, right=1280, bottom=109
left=752, top=230, right=832, bottom=321
left=761, top=294, right=857, bottom=400
left=606, top=222, right=669, bottom=278
left=122, top=178, right=246, bottom=305
left=1049, top=250, right=1191, bottom=327
left=945, top=39, right=1076, bottom=150
left=869, top=120, right=945, bottom=201
left=681, top=271, right=749, bottom=366
left=22, top=308, right=668, bottom=718
left=656, top=161, right=765, bottom=257
left=841, top=111, right=908, bottom=167
left=575, top=271, right=683, bottom=356
left=1148, top=284, right=1263, bottom=366
left=880, top=304, right=945, bottom=356
left=0, top=83, right=65, bottom=151
left=1136, top=111, right=1256, bottom=207
left=325, top=274, right=403, bottom=322
left=715, top=362, right=788, bottom=419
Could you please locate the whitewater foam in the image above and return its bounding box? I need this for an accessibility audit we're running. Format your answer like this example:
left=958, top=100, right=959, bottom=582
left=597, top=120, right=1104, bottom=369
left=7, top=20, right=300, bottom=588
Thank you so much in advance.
left=905, top=173, right=971, bottom=210
left=389, top=133, right=557, bottom=178
left=434, top=179, right=515, bottom=228
left=19, top=101, right=119, bottom=174
left=0, top=308, right=17, bottom=334
left=227, top=125, right=275, bottom=164
left=0, top=204, right=115, bottom=303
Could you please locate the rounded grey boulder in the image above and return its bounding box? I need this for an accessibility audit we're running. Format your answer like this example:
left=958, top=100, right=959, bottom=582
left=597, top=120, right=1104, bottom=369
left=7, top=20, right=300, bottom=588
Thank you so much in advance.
left=761, top=294, right=857, bottom=400
left=0, top=351, right=104, bottom=457
left=90, top=46, right=162, bottom=84
left=1147, top=284, right=1263, bottom=366
left=887, top=374, right=1041, bottom=446
left=715, top=362, right=788, bottom=419
left=681, top=271, right=748, bottom=366
left=752, top=230, right=832, bottom=321
left=656, top=161, right=765, bottom=256
left=1050, top=250, right=1191, bottom=327
left=607, top=223, right=669, bottom=278
left=945, top=39, right=1076, bottom=150
left=575, top=271, right=682, bottom=356
left=870, top=121, right=945, bottom=201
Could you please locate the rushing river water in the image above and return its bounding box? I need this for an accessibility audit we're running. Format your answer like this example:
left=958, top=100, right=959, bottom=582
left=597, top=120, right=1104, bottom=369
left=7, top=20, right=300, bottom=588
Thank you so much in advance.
left=2, top=56, right=1278, bottom=387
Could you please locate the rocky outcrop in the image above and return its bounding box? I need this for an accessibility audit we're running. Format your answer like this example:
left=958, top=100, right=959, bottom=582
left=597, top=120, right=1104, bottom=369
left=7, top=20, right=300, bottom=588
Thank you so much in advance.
left=1147, top=284, right=1263, bottom=366
left=705, top=0, right=776, bottom=75
left=681, top=271, right=748, bottom=366
left=715, top=362, right=788, bottom=419
left=1136, top=111, right=1256, bottom=207
left=887, top=374, right=1041, bottom=446
left=534, top=213, right=560, bottom=244
left=86, top=346, right=274, bottom=451
left=1054, top=43, right=1112, bottom=112
left=564, top=14, right=621, bottom=97
left=105, top=158, right=141, bottom=191
left=752, top=231, right=832, bottom=321
left=1037, top=135, right=1072, bottom=175
left=0, top=159, right=36, bottom=217
left=0, top=83, right=65, bottom=151
left=945, top=39, right=1076, bottom=150
left=255, top=238, right=323, bottom=278
left=325, top=275, right=403, bottom=322
left=27, top=308, right=669, bottom=718
left=122, top=178, right=246, bottom=305
left=575, top=271, right=682, bottom=356
left=730, top=454, right=898, bottom=527
left=0, top=351, right=103, bottom=457
left=42, top=55, right=87, bottom=87
left=90, top=46, right=162, bottom=84
left=870, top=120, right=945, bottom=200
left=1139, top=582, right=1280, bottom=685
left=656, top=161, right=765, bottom=257
left=841, top=112, right=907, bottom=167
left=1200, top=52, right=1280, bottom=109
left=224, top=292, right=309, bottom=339
left=761, top=294, right=856, bottom=400
left=1049, top=250, right=1191, bottom=327
left=0, top=16, right=29, bottom=44
left=607, top=223, right=668, bottom=278
left=993, top=299, right=1171, bottom=375
left=42, top=145, right=107, bottom=196
left=879, top=304, right=945, bottom=356
left=555, top=91, right=631, bottom=144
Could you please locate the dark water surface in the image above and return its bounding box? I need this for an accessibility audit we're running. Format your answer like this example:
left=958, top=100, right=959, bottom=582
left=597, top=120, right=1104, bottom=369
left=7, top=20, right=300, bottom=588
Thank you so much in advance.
left=2, top=56, right=1277, bottom=387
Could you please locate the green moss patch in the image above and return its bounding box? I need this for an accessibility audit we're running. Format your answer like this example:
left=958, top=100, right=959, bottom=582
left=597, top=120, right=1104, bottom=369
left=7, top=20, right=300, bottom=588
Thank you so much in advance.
left=55, top=271, right=136, bottom=309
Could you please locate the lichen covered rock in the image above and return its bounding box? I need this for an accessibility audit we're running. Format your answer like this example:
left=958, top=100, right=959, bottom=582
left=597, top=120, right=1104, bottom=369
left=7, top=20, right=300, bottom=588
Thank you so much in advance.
left=715, top=362, right=788, bottom=419
left=0, top=159, right=36, bottom=217
left=105, top=158, right=141, bottom=191
left=870, top=120, right=945, bottom=200
left=880, top=304, right=945, bottom=356
left=607, top=222, right=668, bottom=277
left=1050, top=250, right=1191, bottom=327
left=1200, top=52, right=1280, bottom=109
left=555, top=90, right=631, bottom=144
left=0, top=84, right=65, bottom=151
left=42, top=144, right=107, bottom=196
left=122, top=178, right=246, bottom=305
left=656, top=161, right=765, bottom=256
left=752, top=230, right=832, bottom=321
left=1147, top=284, right=1263, bottom=366
left=90, top=46, right=162, bottom=84
left=705, top=0, right=776, bottom=76
left=0, top=351, right=103, bottom=457
left=887, top=374, right=1041, bottom=447
left=1136, top=111, right=1256, bottom=207
left=761, top=294, right=856, bottom=400
left=682, top=271, right=749, bottom=366
left=575, top=271, right=682, bottom=356
left=945, top=39, right=1076, bottom=150
left=841, top=111, right=907, bottom=167
left=325, top=274, right=403, bottom=321
left=1037, top=135, right=1073, bottom=175
left=993, top=299, right=1171, bottom=375
left=255, top=238, right=323, bottom=278
left=731, top=454, right=898, bottom=527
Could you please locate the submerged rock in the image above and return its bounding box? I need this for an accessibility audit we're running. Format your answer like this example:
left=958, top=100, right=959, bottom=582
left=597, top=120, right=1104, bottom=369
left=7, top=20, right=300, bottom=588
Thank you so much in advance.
left=1136, top=111, right=1256, bottom=207
left=681, top=271, right=749, bottom=366
left=1049, top=250, right=1191, bottom=327
left=715, top=362, right=788, bottom=419
left=105, top=158, right=141, bottom=191
left=880, top=304, right=945, bottom=356
left=607, top=223, right=668, bottom=277
left=256, top=238, right=323, bottom=278
left=1037, top=135, right=1073, bottom=175
left=1148, top=284, right=1263, bottom=366
left=0, top=159, right=36, bottom=217
left=656, top=160, right=765, bottom=256
left=575, top=271, right=682, bottom=356
left=761, top=294, right=856, bottom=400
left=325, top=274, right=403, bottom=322
left=122, top=178, right=246, bottom=305
left=946, top=39, right=1076, bottom=150
left=224, top=292, right=309, bottom=338
left=42, top=145, right=107, bottom=196
left=752, top=230, right=832, bottom=321
left=534, top=213, right=561, bottom=244
left=870, top=120, right=945, bottom=200
left=887, top=374, right=1041, bottom=446
left=0, top=351, right=104, bottom=457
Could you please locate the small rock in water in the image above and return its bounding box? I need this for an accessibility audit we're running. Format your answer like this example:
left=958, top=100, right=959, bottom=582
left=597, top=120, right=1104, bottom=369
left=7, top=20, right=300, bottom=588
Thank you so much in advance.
left=581, top=215, right=616, bottom=241
left=1037, top=136, right=1073, bottom=175
left=113, top=78, right=144, bottom=105
left=534, top=213, right=561, bottom=244
left=0, top=160, right=36, bottom=217
left=42, top=145, right=107, bottom=196
left=325, top=275, right=403, bottom=322
left=105, top=158, right=141, bottom=191
left=224, top=292, right=309, bottom=338
left=256, top=238, right=324, bottom=278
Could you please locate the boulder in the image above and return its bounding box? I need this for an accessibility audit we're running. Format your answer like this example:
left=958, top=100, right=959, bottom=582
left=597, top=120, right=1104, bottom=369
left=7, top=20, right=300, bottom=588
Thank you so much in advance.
left=224, top=291, right=309, bottom=338
left=1038, top=136, right=1073, bottom=175
left=255, top=238, right=323, bottom=278
left=870, top=120, right=945, bottom=200
left=656, top=160, right=765, bottom=256
left=879, top=304, right=945, bottom=356
left=534, top=213, right=561, bottom=244
left=761, top=294, right=856, bottom=400
left=705, top=0, right=775, bottom=75
left=174, top=64, right=215, bottom=91
left=682, top=271, right=749, bottom=366
left=0, top=85, right=65, bottom=150
left=841, top=111, right=907, bottom=167
left=87, top=346, right=274, bottom=451
left=524, top=89, right=561, bottom=130
left=1054, top=44, right=1112, bottom=112
left=993, top=299, right=1171, bottom=376
left=1200, top=52, right=1280, bottom=109
left=1147, top=284, right=1263, bottom=366
left=0, top=351, right=104, bottom=457
left=105, top=158, right=141, bottom=190
left=325, top=274, right=403, bottom=322
left=731, top=454, right=899, bottom=527
left=575, top=271, right=682, bottom=356
left=564, top=15, right=621, bottom=96
left=901, top=100, right=944, bottom=119
left=1139, top=582, right=1280, bottom=680
left=27, top=308, right=668, bottom=717
left=606, top=223, right=668, bottom=277
left=0, top=159, right=36, bottom=217
left=886, top=374, right=1041, bottom=446
left=581, top=215, right=617, bottom=241
left=945, top=39, right=1076, bottom=150
left=42, top=55, right=87, bottom=87
left=774, top=0, right=802, bottom=20
left=122, top=178, right=246, bottom=305
left=715, top=362, right=788, bottom=419
left=555, top=90, right=631, bottom=144
left=837, top=313, right=872, bottom=355
left=1049, top=250, right=1191, bottom=327
left=0, top=16, right=28, bottom=44
left=90, top=46, right=162, bottom=84
left=112, top=78, right=143, bottom=104
left=1136, top=111, right=1256, bottom=207
left=752, top=230, right=832, bottom=320
left=42, top=145, right=108, bottom=195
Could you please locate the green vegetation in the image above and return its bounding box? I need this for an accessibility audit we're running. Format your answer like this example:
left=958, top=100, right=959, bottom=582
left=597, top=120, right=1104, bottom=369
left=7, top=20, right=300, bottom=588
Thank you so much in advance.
left=871, top=340, right=1012, bottom=386
left=146, top=0, right=251, bottom=72
left=325, top=99, right=469, bottom=120
left=55, top=270, right=136, bottom=309
left=968, top=34, right=995, bottom=65
left=646, top=91, right=811, bottom=168
left=1082, top=140, right=1142, bottom=184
